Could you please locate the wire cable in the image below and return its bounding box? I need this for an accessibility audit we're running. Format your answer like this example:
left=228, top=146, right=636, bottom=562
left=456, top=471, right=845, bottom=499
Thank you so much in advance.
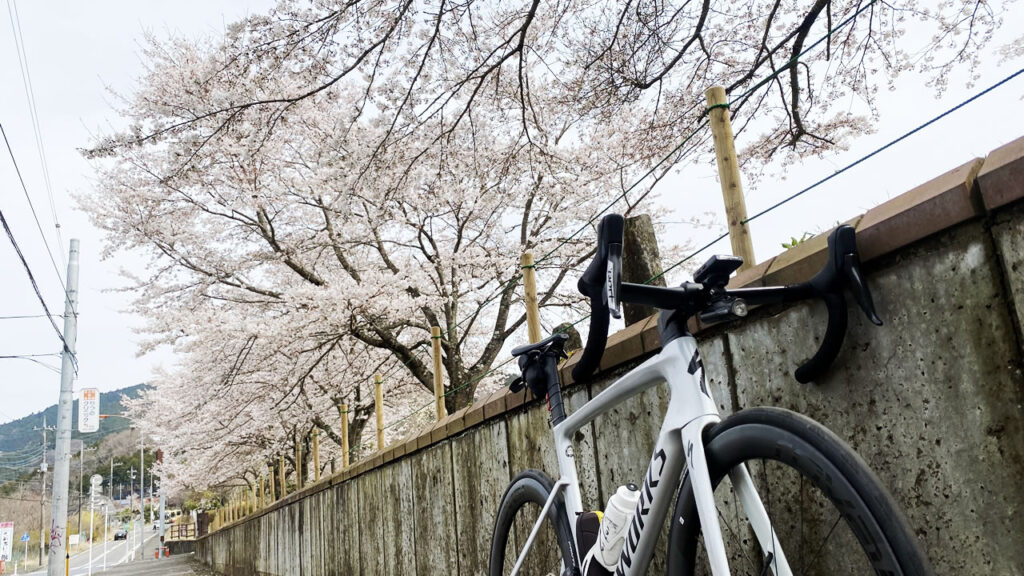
left=742, top=66, right=1024, bottom=225
left=0, top=205, right=76, bottom=366
left=6, top=0, right=66, bottom=272
left=1, top=123, right=66, bottom=292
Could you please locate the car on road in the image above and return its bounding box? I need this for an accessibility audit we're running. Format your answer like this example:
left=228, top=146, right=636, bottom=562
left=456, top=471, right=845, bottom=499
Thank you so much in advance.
left=114, top=529, right=128, bottom=541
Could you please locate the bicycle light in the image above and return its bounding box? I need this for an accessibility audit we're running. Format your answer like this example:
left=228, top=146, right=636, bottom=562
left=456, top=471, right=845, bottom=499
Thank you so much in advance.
left=730, top=298, right=748, bottom=318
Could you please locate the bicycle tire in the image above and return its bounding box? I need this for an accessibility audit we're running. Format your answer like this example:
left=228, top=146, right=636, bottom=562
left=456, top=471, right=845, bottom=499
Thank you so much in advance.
left=489, top=469, right=579, bottom=576
left=666, top=407, right=933, bottom=576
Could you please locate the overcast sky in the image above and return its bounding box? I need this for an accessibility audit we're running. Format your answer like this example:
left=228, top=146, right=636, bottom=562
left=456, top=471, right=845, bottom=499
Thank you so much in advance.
left=1, top=2, right=1022, bottom=425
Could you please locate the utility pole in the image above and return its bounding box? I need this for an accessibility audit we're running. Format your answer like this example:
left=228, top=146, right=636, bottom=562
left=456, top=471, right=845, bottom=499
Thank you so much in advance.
left=137, top=428, right=144, bottom=562
left=47, top=239, right=80, bottom=576
left=109, top=458, right=120, bottom=507
left=77, top=441, right=83, bottom=539
left=34, top=416, right=54, bottom=568
left=128, top=466, right=135, bottom=561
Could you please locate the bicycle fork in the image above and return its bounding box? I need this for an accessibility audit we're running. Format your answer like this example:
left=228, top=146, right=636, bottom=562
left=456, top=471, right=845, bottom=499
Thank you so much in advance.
left=681, top=415, right=794, bottom=576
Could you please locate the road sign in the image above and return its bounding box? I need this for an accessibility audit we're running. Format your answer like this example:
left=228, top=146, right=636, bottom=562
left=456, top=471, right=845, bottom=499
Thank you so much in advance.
left=20, top=533, right=29, bottom=542
left=90, top=474, right=104, bottom=487
left=79, top=388, right=100, bottom=433
left=0, top=521, right=13, bottom=561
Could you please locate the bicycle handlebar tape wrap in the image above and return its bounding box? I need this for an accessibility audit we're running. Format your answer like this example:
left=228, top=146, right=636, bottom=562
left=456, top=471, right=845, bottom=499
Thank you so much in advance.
left=573, top=214, right=625, bottom=383
left=793, top=224, right=880, bottom=384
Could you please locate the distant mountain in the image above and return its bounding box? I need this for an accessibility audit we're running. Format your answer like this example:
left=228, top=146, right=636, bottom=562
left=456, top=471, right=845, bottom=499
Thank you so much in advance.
left=0, top=383, right=149, bottom=452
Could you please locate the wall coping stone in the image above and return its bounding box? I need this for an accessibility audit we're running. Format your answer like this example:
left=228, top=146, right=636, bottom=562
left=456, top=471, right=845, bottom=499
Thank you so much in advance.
left=199, top=133, right=1024, bottom=542
left=977, top=134, right=1024, bottom=210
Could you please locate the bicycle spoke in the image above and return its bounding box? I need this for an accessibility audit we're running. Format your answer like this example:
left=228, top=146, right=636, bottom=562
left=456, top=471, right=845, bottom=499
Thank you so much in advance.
left=714, top=489, right=760, bottom=575
left=798, top=514, right=843, bottom=575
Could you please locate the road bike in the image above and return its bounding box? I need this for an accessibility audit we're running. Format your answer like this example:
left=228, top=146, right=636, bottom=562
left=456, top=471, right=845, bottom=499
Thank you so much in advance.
left=489, top=214, right=932, bottom=575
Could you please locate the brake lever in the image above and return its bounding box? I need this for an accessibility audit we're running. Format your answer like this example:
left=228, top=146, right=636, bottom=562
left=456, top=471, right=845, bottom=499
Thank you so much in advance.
left=842, top=253, right=882, bottom=326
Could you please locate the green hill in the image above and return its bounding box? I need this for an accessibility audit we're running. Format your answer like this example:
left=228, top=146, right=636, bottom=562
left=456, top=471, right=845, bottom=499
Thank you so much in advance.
left=0, top=383, right=149, bottom=452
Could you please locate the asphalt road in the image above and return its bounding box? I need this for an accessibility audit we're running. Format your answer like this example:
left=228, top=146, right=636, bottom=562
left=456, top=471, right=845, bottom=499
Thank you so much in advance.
left=23, top=526, right=165, bottom=575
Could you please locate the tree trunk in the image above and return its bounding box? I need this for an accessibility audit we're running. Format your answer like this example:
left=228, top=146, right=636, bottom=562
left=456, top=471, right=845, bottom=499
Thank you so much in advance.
left=444, top=379, right=476, bottom=416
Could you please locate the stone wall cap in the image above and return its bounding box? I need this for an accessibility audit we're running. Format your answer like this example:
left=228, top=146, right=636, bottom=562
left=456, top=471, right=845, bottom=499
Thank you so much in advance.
left=977, top=135, right=1024, bottom=211
left=856, top=158, right=984, bottom=261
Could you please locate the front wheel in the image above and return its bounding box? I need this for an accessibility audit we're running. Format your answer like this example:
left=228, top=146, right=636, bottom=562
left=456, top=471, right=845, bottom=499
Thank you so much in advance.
left=489, top=469, right=578, bottom=576
left=667, top=407, right=933, bottom=575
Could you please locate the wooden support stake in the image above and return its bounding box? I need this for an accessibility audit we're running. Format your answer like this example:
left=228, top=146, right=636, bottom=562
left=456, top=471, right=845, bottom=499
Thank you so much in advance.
left=295, top=439, right=303, bottom=490
left=269, top=465, right=276, bottom=501
left=706, top=86, right=756, bottom=270
left=520, top=253, right=542, bottom=343
left=258, top=476, right=265, bottom=509
left=375, top=373, right=385, bottom=451
left=340, top=404, right=350, bottom=468
left=278, top=456, right=287, bottom=498
left=431, top=326, right=447, bottom=420
left=313, top=430, right=321, bottom=482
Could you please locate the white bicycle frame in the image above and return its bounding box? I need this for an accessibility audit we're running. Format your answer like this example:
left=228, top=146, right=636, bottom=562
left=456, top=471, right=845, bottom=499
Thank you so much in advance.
left=515, top=335, right=793, bottom=576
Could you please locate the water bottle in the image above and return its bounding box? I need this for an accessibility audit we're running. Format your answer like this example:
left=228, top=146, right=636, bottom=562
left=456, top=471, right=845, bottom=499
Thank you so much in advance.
left=596, top=483, right=640, bottom=569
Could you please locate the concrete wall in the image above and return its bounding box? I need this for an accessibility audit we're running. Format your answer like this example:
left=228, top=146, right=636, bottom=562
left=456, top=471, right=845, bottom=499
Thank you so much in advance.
left=197, top=136, right=1024, bottom=575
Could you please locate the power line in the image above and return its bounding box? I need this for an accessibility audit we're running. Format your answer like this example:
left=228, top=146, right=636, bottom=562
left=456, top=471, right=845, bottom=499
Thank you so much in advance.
left=6, top=0, right=66, bottom=272
left=0, top=313, right=62, bottom=320
left=0, top=355, right=62, bottom=374
left=0, top=123, right=66, bottom=293
left=0, top=205, right=76, bottom=368
left=742, top=66, right=1024, bottom=225
left=648, top=66, right=1024, bottom=285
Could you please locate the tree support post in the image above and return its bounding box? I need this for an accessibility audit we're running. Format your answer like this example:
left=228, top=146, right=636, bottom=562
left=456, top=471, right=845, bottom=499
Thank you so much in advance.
left=706, top=86, right=756, bottom=270
left=313, top=430, right=321, bottom=482
left=294, top=440, right=303, bottom=490
left=269, top=465, right=276, bottom=502
left=340, top=405, right=350, bottom=468
left=431, top=326, right=447, bottom=420
left=278, top=456, right=286, bottom=499
left=520, top=253, right=542, bottom=343
left=375, top=374, right=385, bottom=451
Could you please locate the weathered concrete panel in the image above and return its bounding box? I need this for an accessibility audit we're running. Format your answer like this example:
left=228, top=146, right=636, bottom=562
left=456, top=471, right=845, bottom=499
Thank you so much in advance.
left=451, top=420, right=509, bottom=576
left=412, top=442, right=459, bottom=575
left=507, top=395, right=560, bottom=480
left=336, top=481, right=360, bottom=575
left=726, top=221, right=1024, bottom=574
left=381, top=458, right=417, bottom=576
left=564, top=385, right=601, bottom=511
left=357, top=469, right=385, bottom=576
left=992, top=202, right=1024, bottom=353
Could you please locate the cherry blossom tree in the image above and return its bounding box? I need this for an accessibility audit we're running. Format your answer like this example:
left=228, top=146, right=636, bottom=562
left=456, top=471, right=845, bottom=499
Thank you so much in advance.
left=86, top=0, right=1014, bottom=492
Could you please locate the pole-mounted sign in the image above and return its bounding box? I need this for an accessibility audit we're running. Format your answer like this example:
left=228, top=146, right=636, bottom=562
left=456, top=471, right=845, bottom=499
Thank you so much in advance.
left=79, top=388, right=100, bottom=433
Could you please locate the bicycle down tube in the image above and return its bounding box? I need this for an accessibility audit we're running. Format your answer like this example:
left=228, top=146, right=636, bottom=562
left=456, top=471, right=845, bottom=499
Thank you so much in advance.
left=551, top=335, right=792, bottom=576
